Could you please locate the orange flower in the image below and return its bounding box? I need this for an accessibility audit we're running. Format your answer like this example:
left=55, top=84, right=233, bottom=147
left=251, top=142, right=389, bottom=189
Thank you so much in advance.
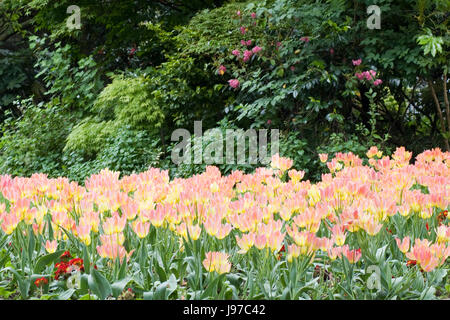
left=405, top=240, right=442, bottom=272
left=327, top=246, right=342, bottom=261
left=288, top=169, right=305, bottom=183
left=236, top=233, right=255, bottom=254
left=330, top=224, right=346, bottom=246
left=366, top=146, right=382, bottom=159
left=45, top=240, right=58, bottom=254
left=319, top=153, right=328, bottom=163
left=76, top=223, right=92, bottom=245
left=270, top=153, right=293, bottom=173
left=342, top=246, right=361, bottom=264
left=202, top=251, right=231, bottom=274
left=435, top=225, right=449, bottom=243
left=395, top=236, right=410, bottom=254
left=132, top=220, right=150, bottom=239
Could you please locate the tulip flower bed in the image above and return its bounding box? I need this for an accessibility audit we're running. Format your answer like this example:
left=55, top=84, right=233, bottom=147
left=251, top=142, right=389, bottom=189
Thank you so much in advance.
left=0, top=147, right=449, bottom=300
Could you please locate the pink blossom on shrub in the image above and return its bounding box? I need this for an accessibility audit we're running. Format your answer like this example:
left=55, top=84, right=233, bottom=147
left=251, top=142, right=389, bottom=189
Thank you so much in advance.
left=240, top=26, right=247, bottom=35
left=228, top=79, right=240, bottom=89
left=374, top=79, right=383, bottom=86
left=252, top=46, right=262, bottom=54
left=236, top=10, right=241, bottom=17
left=352, top=59, right=362, bottom=66
left=300, top=36, right=310, bottom=42
left=243, top=50, right=253, bottom=62
left=355, top=72, right=364, bottom=80
left=232, top=49, right=240, bottom=57
left=241, top=40, right=247, bottom=46
left=246, top=40, right=252, bottom=46
left=363, top=71, right=373, bottom=81
left=251, top=12, right=257, bottom=19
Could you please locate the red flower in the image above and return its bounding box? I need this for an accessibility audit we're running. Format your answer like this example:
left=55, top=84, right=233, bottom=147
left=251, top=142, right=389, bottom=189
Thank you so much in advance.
left=438, top=210, right=448, bottom=226
left=34, top=277, right=48, bottom=288
left=69, top=258, right=85, bottom=272
left=54, top=262, right=69, bottom=280
left=425, top=223, right=429, bottom=231
left=60, top=251, right=72, bottom=261
left=406, top=260, right=416, bottom=267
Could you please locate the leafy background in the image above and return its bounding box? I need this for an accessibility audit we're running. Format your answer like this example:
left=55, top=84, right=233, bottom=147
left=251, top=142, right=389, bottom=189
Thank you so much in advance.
left=0, top=0, right=449, bottom=182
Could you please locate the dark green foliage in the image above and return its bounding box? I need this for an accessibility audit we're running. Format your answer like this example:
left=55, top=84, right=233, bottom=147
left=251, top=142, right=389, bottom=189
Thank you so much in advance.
left=0, top=100, right=74, bottom=177
left=0, top=0, right=448, bottom=182
left=63, top=125, right=162, bottom=183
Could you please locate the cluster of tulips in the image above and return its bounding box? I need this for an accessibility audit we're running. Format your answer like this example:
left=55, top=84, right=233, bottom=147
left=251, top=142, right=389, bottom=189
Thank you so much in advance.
left=0, top=147, right=448, bottom=299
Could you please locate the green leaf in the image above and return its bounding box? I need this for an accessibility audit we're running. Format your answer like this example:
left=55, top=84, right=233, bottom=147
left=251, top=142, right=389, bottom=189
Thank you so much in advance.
left=143, top=291, right=153, bottom=300
left=34, top=250, right=65, bottom=274
left=89, top=268, right=112, bottom=300
left=0, top=287, right=15, bottom=299
left=79, top=293, right=98, bottom=300
left=376, top=244, right=388, bottom=262
left=82, top=245, right=91, bottom=274
left=200, top=273, right=225, bottom=300
left=27, top=226, right=35, bottom=263
left=276, top=68, right=284, bottom=77
left=1, top=267, right=29, bottom=299
left=154, top=252, right=167, bottom=282
left=154, top=282, right=168, bottom=300
left=58, top=288, right=76, bottom=300
left=111, top=277, right=132, bottom=297
left=118, top=256, right=127, bottom=280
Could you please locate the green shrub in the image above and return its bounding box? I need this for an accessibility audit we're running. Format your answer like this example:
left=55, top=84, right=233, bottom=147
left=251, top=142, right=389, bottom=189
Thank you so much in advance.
left=0, top=99, right=75, bottom=177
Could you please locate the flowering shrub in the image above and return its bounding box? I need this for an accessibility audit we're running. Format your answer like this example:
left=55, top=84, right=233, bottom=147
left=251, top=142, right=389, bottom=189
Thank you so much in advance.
left=0, top=147, right=448, bottom=299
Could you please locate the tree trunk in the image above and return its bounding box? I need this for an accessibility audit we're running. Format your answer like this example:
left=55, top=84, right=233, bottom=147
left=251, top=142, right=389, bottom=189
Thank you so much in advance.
left=428, top=78, right=450, bottom=151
